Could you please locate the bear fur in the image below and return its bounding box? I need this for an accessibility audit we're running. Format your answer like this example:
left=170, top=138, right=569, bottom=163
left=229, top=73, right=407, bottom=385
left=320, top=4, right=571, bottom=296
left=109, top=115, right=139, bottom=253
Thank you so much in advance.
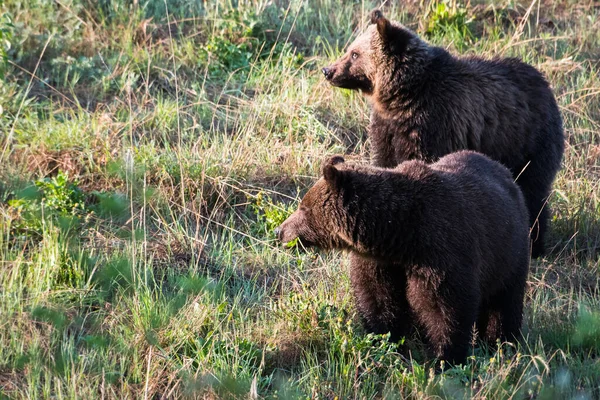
left=275, top=152, right=530, bottom=365
left=322, top=10, right=564, bottom=258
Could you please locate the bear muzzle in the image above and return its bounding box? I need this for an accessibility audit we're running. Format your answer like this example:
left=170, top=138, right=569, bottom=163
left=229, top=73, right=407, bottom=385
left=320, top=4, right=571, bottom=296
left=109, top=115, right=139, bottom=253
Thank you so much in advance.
left=322, top=67, right=335, bottom=81
left=274, top=224, right=295, bottom=244
left=274, top=218, right=300, bottom=245
left=274, top=226, right=282, bottom=241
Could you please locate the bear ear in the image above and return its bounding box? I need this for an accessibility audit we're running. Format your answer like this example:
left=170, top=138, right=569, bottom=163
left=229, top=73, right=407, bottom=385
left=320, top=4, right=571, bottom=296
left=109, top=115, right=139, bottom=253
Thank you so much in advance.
left=370, top=9, right=390, bottom=39
left=322, top=156, right=345, bottom=189
left=325, top=155, right=345, bottom=167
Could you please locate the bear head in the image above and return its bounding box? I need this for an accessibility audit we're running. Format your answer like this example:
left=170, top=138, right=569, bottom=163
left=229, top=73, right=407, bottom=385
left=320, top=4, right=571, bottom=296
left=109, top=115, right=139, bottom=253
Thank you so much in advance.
left=275, top=156, right=351, bottom=249
left=322, top=10, right=424, bottom=96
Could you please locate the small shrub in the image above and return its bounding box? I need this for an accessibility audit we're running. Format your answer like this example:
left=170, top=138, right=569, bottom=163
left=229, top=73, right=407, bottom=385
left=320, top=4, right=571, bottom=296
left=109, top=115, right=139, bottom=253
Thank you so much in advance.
left=7, top=172, right=87, bottom=239
left=423, top=0, right=474, bottom=44
left=199, top=8, right=263, bottom=76
left=199, top=6, right=290, bottom=80
left=35, top=172, right=86, bottom=216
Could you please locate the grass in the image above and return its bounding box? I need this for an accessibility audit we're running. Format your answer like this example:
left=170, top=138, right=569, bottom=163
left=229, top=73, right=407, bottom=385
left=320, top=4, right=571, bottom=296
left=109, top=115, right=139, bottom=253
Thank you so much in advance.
left=0, top=0, right=599, bottom=398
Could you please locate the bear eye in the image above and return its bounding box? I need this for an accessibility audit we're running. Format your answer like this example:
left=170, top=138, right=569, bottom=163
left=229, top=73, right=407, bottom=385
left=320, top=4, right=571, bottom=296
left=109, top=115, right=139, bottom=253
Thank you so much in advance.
left=351, top=52, right=359, bottom=60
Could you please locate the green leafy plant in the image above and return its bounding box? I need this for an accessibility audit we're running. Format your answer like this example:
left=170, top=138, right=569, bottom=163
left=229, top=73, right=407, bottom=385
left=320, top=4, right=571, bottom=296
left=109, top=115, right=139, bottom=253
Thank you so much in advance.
left=318, top=303, right=404, bottom=368
left=199, top=7, right=291, bottom=79
left=424, top=0, right=473, bottom=43
left=199, top=8, right=264, bottom=76
left=35, top=172, right=86, bottom=216
left=7, top=172, right=86, bottom=239
left=250, top=191, right=297, bottom=245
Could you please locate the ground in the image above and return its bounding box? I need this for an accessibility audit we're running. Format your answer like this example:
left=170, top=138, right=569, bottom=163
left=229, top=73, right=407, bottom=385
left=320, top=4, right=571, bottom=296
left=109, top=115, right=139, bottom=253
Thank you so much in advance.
left=0, top=0, right=599, bottom=398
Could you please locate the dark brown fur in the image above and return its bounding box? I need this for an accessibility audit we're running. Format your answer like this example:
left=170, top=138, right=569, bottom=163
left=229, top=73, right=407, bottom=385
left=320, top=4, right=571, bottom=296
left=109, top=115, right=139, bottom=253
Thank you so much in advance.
left=322, top=10, right=564, bottom=258
left=276, top=152, right=530, bottom=365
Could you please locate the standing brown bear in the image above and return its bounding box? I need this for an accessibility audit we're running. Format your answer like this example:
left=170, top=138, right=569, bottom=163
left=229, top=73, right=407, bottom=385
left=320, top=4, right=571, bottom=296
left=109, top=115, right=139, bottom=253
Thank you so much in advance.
left=322, top=10, right=564, bottom=258
left=275, top=152, right=530, bottom=365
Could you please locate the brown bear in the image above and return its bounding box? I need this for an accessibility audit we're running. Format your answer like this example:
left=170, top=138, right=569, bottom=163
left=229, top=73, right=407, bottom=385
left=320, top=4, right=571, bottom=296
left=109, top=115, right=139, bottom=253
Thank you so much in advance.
left=275, top=151, right=530, bottom=365
left=322, top=10, right=564, bottom=258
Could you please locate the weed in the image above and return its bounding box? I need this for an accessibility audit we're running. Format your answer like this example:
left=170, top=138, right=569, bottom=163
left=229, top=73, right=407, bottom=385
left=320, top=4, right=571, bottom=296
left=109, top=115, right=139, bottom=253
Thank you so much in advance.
left=250, top=191, right=296, bottom=243
left=6, top=172, right=87, bottom=241
left=424, top=0, right=474, bottom=45
left=199, top=6, right=296, bottom=80
left=35, top=172, right=86, bottom=216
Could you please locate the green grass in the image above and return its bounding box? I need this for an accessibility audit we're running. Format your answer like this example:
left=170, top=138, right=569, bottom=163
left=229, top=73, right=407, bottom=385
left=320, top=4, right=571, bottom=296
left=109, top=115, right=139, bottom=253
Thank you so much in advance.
left=1, top=0, right=599, bottom=398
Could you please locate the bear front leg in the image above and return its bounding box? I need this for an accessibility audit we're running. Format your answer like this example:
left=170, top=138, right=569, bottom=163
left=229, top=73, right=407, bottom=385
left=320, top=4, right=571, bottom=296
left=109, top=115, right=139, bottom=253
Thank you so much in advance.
left=476, top=306, right=502, bottom=345
left=407, top=273, right=479, bottom=365
left=349, top=254, right=413, bottom=341
left=490, top=279, right=527, bottom=343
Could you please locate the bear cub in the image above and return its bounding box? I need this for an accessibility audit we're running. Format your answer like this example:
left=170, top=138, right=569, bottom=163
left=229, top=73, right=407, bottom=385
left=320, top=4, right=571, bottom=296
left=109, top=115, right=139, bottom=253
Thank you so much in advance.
left=323, top=10, right=564, bottom=258
left=276, top=151, right=530, bottom=365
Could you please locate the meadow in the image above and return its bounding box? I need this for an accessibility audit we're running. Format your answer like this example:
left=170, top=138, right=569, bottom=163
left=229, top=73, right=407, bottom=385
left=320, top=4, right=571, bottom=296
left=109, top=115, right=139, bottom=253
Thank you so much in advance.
left=0, top=0, right=599, bottom=398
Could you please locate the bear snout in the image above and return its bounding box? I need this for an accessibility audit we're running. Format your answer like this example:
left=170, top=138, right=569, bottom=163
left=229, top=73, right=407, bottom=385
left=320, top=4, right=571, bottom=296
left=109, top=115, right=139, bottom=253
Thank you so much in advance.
left=274, top=223, right=294, bottom=244
left=275, top=213, right=303, bottom=245
left=275, top=225, right=298, bottom=245
left=274, top=226, right=282, bottom=241
left=322, top=67, right=334, bottom=80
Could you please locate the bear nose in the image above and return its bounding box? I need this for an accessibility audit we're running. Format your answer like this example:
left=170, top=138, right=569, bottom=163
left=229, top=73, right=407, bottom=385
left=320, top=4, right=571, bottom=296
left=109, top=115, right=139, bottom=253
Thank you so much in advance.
left=322, top=67, right=334, bottom=80
left=274, top=226, right=282, bottom=241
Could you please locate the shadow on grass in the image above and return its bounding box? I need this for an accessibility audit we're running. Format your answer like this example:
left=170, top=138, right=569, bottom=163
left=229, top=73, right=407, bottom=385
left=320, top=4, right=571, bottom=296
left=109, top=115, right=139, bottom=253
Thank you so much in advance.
left=547, top=198, right=600, bottom=265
